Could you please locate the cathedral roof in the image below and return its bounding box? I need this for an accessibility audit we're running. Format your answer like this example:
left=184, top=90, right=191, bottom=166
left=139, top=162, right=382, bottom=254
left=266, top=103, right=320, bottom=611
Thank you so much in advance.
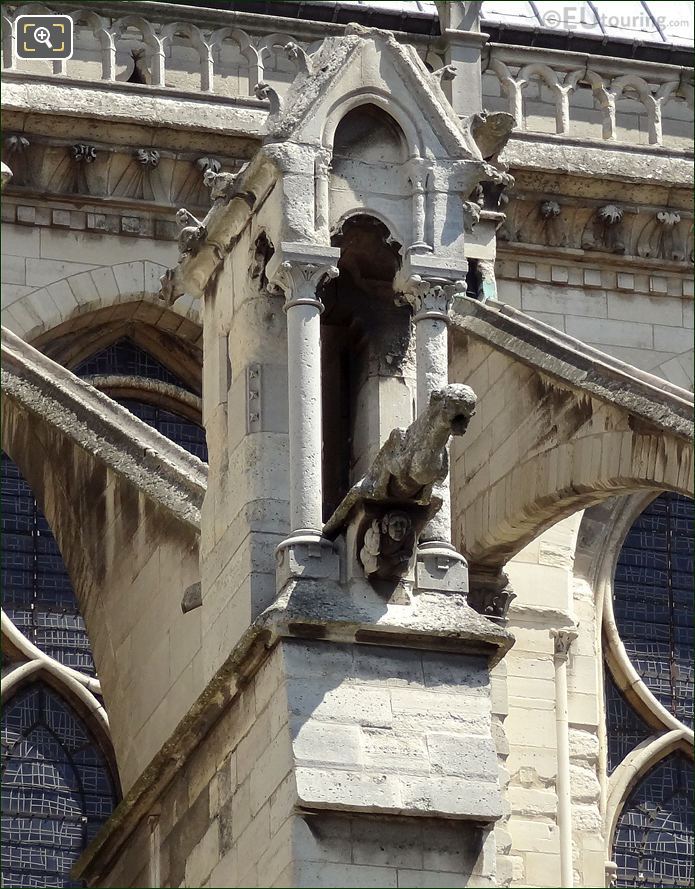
left=332, top=1, right=693, bottom=47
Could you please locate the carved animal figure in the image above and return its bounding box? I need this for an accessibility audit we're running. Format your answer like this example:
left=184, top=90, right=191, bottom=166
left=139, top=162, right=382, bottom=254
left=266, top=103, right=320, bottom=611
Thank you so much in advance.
left=465, top=111, right=516, bottom=162
left=363, top=383, right=477, bottom=503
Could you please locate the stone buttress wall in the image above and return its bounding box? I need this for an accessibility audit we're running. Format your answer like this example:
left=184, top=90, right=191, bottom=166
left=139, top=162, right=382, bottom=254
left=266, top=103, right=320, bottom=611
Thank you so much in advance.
left=97, top=638, right=504, bottom=888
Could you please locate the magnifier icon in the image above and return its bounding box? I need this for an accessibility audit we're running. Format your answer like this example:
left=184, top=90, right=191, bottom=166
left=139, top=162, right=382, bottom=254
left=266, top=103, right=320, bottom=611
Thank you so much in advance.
left=34, top=26, right=53, bottom=49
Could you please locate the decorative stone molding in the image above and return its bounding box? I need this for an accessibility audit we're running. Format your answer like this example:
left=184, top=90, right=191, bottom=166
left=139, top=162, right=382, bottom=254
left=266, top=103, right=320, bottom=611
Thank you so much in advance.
left=1, top=132, right=243, bottom=211
left=501, top=193, right=693, bottom=262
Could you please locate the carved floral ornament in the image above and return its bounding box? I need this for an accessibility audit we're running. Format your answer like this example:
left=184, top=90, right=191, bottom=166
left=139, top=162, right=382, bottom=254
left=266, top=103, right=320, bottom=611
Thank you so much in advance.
left=71, top=143, right=97, bottom=163
left=135, top=148, right=160, bottom=168
left=501, top=196, right=693, bottom=262
left=397, top=276, right=466, bottom=320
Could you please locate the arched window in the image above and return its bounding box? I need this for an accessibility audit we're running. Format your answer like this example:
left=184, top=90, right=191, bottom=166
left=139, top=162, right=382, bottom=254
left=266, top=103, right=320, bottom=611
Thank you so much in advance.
left=605, top=492, right=694, bottom=887
left=73, top=337, right=208, bottom=461
left=612, top=492, right=693, bottom=727
left=612, top=754, right=693, bottom=888
left=1, top=683, right=118, bottom=888
left=1, top=453, right=95, bottom=676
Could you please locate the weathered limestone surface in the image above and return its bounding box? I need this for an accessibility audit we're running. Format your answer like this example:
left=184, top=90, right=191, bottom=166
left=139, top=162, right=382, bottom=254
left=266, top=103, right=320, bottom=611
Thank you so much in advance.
left=1, top=328, right=206, bottom=790
left=451, top=297, right=694, bottom=569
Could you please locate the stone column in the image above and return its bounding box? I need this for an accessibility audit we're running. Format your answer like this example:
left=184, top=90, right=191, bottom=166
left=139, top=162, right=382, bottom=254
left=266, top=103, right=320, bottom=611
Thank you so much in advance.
left=402, top=274, right=464, bottom=549
left=399, top=265, right=470, bottom=592
left=268, top=247, right=339, bottom=541
left=551, top=626, right=579, bottom=889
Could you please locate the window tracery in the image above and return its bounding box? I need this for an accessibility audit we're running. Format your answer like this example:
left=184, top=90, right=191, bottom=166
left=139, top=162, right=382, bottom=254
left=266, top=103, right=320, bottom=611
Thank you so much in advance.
left=604, top=492, right=694, bottom=888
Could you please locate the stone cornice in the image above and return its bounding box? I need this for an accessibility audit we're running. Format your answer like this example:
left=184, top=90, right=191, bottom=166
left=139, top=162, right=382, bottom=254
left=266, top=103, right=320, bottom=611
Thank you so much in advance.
left=1, top=327, right=207, bottom=529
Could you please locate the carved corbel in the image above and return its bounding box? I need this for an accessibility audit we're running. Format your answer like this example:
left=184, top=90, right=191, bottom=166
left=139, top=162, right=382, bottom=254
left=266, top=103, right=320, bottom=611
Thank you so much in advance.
left=254, top=81, right=282, bottom=115
left=196, top=155, right=222, bottom=177
left=135, top=148, right=160, bottom=169
left=1, top=161, right=12, bottom=191
left=71, top=143, right=97, bottom=163
left=539, top=199, right=568, bottom=247
left=4, top=135, right=30, bottom=186
left=636, top=210, right=686, bottom=261
left=467, top=568, right=516, bottom=621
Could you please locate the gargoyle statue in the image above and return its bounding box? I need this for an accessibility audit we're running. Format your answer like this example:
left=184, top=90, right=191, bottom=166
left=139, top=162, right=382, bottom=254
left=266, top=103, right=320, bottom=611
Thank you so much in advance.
left=323, top=383, right=478, bottom=543
left=175, top=208, right=207, bottom=257
left=464, top=111, right=516, bottom=163
left=363, top=383, right=477, bottom=506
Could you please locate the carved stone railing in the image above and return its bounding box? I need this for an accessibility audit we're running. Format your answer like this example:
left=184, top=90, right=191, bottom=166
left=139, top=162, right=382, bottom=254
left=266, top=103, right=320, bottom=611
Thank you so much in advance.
left=484, top=44, right=694, bottom=150
left=1, top=1, right=323, bottom=99
left=2, top=4, right=693, bottom=154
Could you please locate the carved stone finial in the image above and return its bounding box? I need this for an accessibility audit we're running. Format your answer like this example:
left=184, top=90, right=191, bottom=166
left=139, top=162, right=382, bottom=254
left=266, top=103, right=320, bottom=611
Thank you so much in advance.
left=70, top=143, right=97, bottom=163
left=135, top=148, right=160, bottom=168
left=597, top=204, right=623, bottom=225
left=254, top=81, right=282, bottom=115
left=540, top=200, right=561, bottom=219
left=550, top=627, right=579, bottom=660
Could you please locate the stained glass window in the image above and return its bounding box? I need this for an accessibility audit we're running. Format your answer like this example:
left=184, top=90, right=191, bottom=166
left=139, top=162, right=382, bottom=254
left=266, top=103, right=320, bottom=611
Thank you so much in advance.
left=1, top=683, right=118, bottom=888
left=118, top=399, right=208, bottom=462
left=604, top=669, right=652, bottom=774
left=613, top=492, right=694, bottom=728
left=613, top=754, right=693, bottom=888
left=1, top=453, right=95, bottom=676
left=73, top=337, right=208, bottom=462
left=73, top=337, right=197, bottom=394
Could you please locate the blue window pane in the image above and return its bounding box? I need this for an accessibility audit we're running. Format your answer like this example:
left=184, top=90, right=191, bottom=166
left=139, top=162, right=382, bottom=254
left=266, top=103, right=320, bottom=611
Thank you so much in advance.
left=1, top=454, right=95, bottom=676
left=613, top=754, right=693, bottom=888
left=604, top=670, right=652, bottom=773
left=118, top=399, right=208, bottom=462
left=1, top=684, right=118, bottom=889
left=71, top=338, right=208, bottom=462
left=73, top=337, right=197, bottom=393
left=613, top=493, right=694, bottom=728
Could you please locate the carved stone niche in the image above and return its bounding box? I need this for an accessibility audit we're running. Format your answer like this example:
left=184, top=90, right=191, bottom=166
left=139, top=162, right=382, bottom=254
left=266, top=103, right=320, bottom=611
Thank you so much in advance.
left=347, top=501, right=431, bottom=602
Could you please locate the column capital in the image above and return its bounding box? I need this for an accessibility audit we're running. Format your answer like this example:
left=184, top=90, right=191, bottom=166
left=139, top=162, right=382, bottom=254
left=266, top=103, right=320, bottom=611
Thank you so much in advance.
left=397, top=275, right=466, bottom=321
left=551, top=627, right=579, bottom=661
left=266, top=243, right=340, bottom=311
